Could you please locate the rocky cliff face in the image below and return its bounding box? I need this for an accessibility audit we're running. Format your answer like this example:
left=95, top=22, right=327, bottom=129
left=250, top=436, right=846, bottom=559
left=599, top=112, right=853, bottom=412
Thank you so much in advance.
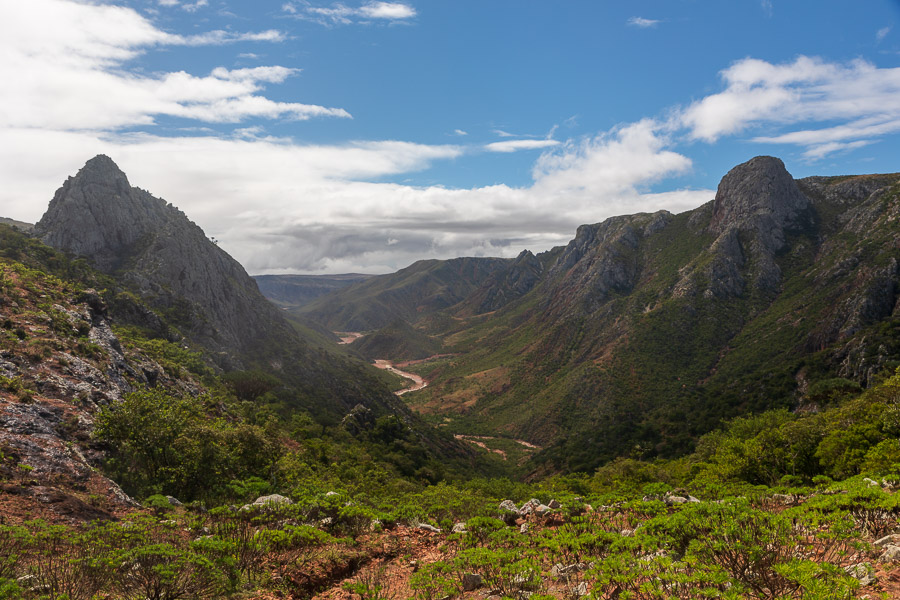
left=674, top=156, right=814, bottom=299
left=709, top=156, right=809, bottom=237
left=543, top=211, right=672, bottom=318
left=314, top=156, right=900, bottom=472
left=31, top=156, right=417, bottom=422
left=35, top=155, right=295, bottom=365
left=464, top=250, right=545, bottom=315
left=0, top=236, right=199, bottom=521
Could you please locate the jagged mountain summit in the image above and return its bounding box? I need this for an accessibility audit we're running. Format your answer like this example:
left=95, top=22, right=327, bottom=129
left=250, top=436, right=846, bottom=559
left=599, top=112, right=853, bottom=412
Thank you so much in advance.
left=35, top=155, right=288, bottom=361
left=32, top=155, right=408, bottom=421
left=296, top=155, right=900, bottom=472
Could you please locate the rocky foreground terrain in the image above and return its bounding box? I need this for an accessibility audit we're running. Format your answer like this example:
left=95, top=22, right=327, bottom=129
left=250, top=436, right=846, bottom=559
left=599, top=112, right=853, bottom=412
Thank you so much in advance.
left=0, top=237, right=200, bottom=523
left=0, top=155, right=899, bottom=599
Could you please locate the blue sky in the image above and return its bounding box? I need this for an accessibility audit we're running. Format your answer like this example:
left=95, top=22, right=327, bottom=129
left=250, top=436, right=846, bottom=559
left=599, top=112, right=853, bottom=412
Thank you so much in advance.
left=2, top=0, right=899, bottom=273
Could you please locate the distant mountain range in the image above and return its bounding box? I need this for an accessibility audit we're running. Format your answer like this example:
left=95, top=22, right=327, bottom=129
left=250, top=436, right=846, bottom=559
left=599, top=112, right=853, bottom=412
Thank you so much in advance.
left=279, top=156, right=900, bottom=473
left=253, top=273, right=374, bottom=310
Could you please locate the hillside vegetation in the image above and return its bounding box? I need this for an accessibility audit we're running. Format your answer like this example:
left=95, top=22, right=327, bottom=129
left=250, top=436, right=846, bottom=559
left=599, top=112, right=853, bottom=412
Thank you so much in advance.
left=295, top=158, right=900, bottom=474
left=2, top=155, right=900, bottom=598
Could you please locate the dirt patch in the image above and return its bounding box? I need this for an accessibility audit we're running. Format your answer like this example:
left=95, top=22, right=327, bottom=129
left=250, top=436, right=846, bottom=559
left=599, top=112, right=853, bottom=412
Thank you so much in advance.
left=335, top=332, right=365, bottom=345
left=454, top=435, right=507, bottom=459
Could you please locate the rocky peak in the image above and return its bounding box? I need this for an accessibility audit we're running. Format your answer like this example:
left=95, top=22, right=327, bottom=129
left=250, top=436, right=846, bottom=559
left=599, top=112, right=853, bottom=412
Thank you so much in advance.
left=35, top=155, right=175, bottom=272
left=75, top=154, right=131, bottom=190
left=709, top=156, right=809, bottom=241
left=686, top=156, right=814, bottom=298
left=33, top=156, right=294, bottom=364
left=467, top=249, right=544, bottom=315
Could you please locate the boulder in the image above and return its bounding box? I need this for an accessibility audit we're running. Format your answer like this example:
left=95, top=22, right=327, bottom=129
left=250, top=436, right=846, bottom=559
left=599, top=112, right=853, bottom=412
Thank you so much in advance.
left=844, top=562, right=877, bottom=586
left=664, top=493, right=687, bottom=505
left=535, top=503, right=552, bottom=516
left=875, top=534, right=900, bottom=547
left=251, top=494, right=292, bottom=507
left=462, top=573, right=483, bottom=592
left=879, top=544, right=900, bottom=563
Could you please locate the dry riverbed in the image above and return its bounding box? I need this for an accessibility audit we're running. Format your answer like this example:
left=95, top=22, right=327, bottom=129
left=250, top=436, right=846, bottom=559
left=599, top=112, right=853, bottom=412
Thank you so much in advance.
left=372, top=359, right=428, bottom=395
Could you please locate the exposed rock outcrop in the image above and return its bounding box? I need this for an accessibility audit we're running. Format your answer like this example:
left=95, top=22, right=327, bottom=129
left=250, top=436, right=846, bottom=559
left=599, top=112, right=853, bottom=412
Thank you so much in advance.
left=676, top=156, right=813, bottom=299
left=468, top=250, right=544, bottom=314
left=545, top=211, right=672, bottom=317
left=35, top=155, right=296, bottom=366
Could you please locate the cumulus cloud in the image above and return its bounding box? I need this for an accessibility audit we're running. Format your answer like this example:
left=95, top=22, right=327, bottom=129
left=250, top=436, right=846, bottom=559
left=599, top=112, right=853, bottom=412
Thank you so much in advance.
left=0, top=0, right=345, bottom=131
left=533, top=120, right=692, bottom=199
left=0, top=120, right=709, bottom=274
left=627, top=17, right=660, bottom=28
left=678, top=56, right=900, bottom=158
left=485, top=139, right=560, bottom=153
left=283, top=1, right=416, bottom=25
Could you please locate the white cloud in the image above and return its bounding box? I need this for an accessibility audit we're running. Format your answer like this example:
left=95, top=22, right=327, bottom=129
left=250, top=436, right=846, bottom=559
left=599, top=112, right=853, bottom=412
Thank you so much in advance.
left=0, top=0, right=345, bottom=131
left=0, top=120, right=708, bottom=273
left=452, top=129, right=468, bottom=136
left=359, top=2, right=416, bottom=19
left=485, top=139, right=560, bottom=153
left=627, top=17, right=660, bottom=28
left=533, top=120, right=693, bottom=202
left=877, top=26, right=891, bottom=42
left=678, top=56, right=900, bottom=158
left=761, top=0, right=773, bottom=17
left=284, top=1, right=416, bottom=25
left=182, top=0, right=208, bottom=12
left=800, top=140, right=872, bottom=161
left=159, top=0, right=180, bottom=6
left=179, top=30, right=286, bottom=45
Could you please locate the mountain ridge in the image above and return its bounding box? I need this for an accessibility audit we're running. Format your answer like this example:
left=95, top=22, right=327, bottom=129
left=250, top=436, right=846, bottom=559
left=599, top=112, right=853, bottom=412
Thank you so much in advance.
left=296, top=156, right=900, bottom=472
left=30, top=155, right=424, bottom=425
